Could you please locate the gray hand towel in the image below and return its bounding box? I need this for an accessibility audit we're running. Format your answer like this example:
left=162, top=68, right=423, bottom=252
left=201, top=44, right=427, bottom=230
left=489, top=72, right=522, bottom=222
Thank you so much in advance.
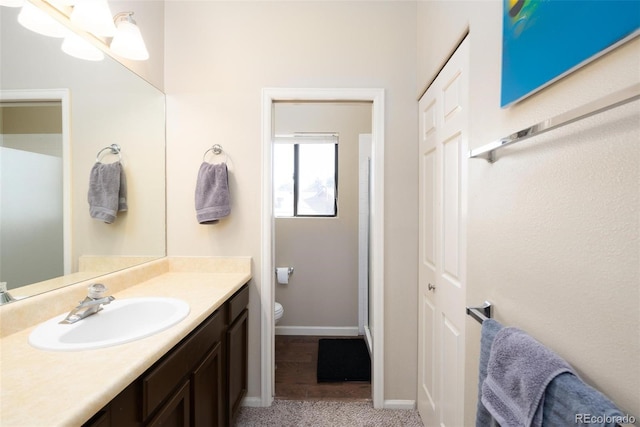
left=195, top=162, right=230, bottom=224
left=481, top=326, right=574, bottom=427
left=118, top=164, right=128, bottom=212
left=88, top=162, right=126, bottom=224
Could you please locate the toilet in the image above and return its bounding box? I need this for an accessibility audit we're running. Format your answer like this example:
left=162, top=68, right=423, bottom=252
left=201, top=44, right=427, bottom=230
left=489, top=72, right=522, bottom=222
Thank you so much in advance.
left=274, top=302, right=284, bottom=324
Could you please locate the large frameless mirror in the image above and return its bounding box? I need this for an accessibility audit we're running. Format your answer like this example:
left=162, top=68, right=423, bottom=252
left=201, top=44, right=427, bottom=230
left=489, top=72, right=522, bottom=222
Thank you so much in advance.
left=0, top=4, right=166, bottom=302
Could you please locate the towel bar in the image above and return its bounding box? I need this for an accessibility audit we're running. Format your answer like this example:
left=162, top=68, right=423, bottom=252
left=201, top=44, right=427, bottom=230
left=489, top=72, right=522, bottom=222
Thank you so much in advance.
left=468, top=83, right=640, bottom=163
left=466, top=301, right=492, bottom=324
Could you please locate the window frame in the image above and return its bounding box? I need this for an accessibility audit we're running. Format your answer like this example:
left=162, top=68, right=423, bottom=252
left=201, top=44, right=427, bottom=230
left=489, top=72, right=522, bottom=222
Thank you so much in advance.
left=291, top=142, right=338, bottom=218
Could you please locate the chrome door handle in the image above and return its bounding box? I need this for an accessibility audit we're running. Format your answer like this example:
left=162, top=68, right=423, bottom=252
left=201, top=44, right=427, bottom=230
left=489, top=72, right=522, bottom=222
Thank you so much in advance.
left=428, top=283, right=436, bottom=291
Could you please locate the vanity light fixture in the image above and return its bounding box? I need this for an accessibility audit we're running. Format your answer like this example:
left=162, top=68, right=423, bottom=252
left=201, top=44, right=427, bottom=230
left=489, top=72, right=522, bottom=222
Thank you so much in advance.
left=10, top=0, right=149, bottom=62
left=17, top=0, right=69, bottom=37
left=69, top=0, right=115, bottom=37
left=47, top=0, right=74, bottom=10
left=0, top=0, right=24, bottom=7
left=110, top=12, right=149, bottom=61
left=61, top=31, right=104, bottom=61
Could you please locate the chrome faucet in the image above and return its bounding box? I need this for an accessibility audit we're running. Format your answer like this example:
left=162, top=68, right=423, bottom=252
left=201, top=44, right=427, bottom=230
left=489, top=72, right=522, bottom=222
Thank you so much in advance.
left=0, top=282, right=17, bottom=306
left=60, top=283, right=115, bottom=324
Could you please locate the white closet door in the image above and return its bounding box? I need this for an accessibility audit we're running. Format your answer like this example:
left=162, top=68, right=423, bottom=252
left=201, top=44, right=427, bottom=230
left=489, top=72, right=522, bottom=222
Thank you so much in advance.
left=417, top=37, right=469, bottom=426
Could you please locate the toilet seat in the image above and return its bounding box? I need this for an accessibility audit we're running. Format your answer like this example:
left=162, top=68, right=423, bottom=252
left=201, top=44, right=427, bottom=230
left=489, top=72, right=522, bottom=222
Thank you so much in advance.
left=274, top=302, right=284, bottom=321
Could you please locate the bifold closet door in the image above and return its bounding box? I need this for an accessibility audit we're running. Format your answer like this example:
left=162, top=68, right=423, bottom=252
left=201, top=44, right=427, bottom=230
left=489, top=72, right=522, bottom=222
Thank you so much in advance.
left=417, top=36, right=469, bottom=427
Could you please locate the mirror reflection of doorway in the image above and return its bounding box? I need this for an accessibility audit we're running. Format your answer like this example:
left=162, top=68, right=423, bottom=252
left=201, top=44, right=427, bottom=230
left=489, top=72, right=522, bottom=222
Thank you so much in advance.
left=0, top=97, right=68, bottom=290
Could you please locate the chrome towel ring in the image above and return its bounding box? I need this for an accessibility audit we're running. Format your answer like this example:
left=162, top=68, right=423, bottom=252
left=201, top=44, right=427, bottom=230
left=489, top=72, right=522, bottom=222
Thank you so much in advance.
left=96, top=144, right=122, bottom=162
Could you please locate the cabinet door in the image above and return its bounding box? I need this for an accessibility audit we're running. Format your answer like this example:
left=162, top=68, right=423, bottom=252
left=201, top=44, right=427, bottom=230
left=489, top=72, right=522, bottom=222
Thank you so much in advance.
left=147, top=381, right=191, bottom=427
left=191, top=341, right=223, bottom=427
left=226, top=309, right=248, bottom=425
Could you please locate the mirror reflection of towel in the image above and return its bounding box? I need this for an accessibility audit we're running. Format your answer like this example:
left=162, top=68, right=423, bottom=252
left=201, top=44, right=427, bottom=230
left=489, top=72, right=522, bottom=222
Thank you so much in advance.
left=88, top=162, right=127, bottom=224
left=195, top=162, right=230, bottom=224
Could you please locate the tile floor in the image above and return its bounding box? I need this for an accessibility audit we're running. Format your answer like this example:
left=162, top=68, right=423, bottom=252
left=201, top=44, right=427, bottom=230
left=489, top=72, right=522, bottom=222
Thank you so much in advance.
left=275, top=335, right=372, bottom=401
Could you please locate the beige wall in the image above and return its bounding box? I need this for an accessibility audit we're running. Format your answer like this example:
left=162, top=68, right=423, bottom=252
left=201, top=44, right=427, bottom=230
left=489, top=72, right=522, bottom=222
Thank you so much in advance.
left=165, top=1, right=418, bottom=402
left=418, top=1, right=640, bottom=422
left=273, top=102, right=372, bottom=329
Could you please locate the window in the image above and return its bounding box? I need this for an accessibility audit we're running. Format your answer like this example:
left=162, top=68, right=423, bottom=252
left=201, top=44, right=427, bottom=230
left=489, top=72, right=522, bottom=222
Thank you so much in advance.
left=273, top=136, right=338, bottom=217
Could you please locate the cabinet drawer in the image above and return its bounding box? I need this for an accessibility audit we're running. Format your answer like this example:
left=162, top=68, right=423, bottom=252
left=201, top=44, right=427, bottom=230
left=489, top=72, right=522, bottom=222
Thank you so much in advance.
left=227, top=285, right=249, bottom=324
left=142, top=309, right=224, bottom=420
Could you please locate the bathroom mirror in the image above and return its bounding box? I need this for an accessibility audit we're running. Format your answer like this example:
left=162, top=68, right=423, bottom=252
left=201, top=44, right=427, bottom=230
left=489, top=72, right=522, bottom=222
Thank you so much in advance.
left=0, top=5, right=166, bottom=301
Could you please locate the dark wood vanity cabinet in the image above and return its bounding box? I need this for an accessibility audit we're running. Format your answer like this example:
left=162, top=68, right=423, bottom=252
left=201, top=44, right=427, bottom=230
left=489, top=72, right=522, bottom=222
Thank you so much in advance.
left=83, top=284, right=249, bottom=427
left=225, top=285, right=249, bottom=426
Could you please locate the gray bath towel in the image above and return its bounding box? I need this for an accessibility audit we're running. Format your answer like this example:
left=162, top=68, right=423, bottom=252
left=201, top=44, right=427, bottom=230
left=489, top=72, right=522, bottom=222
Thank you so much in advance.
left=476, top=319, right=626, bottom=427
left=88, top=162, right=127, bottom=224
left=543, top=372, right=626, bottom=427
left=476, top=319, right=503, bottom=427
left=195, top=162, right=230, bottom=224
left=477, top=320, right=626, bottom=427
left=481, top=325, right=574, bottom=427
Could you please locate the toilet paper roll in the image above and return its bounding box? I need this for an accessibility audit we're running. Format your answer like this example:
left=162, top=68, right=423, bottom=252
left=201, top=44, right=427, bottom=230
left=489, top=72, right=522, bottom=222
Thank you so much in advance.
left=276, top=267, right=290, bottom=284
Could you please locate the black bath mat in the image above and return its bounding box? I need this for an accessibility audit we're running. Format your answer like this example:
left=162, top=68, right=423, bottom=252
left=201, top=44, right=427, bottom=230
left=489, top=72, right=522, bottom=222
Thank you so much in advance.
left=317, top=338, right=371, bottom=382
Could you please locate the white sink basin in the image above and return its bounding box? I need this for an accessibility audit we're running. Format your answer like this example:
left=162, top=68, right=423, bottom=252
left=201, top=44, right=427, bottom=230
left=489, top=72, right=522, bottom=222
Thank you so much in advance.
left=29, top=297, right=190, bottom=351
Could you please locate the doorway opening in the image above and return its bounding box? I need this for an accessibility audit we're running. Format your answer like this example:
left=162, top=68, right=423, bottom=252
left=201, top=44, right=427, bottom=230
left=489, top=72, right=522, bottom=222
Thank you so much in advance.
left=261, top=88, right=385, bottom=408
left=271, top=102, right=371, bottom=400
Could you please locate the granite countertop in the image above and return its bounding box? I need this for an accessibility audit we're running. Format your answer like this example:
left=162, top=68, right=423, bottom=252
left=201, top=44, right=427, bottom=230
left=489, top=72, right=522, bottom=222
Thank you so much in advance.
left=0, top=257, right=251, bottom=427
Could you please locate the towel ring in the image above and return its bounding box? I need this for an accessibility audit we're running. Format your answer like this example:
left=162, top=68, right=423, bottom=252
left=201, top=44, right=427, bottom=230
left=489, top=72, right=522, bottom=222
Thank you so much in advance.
left=203, top=144, right=227, bottom=162
left=96, top=144, right=122, bottom=162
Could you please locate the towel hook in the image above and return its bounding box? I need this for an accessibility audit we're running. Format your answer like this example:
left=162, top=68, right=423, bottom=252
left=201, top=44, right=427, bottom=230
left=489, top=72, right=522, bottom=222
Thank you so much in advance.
left=96, top=144, right=122, bottom=162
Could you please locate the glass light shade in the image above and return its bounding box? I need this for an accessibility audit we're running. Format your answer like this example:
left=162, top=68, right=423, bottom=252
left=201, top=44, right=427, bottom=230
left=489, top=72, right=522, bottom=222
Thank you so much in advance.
left=17, top=1, right=69, bottom=37
left=0, top=0, right=24, bottom=8
left=70, top=0, right=115, bottom=37
left=61, top=32, right=104, bottom=61
left=110, top=20, right=149, bottom=61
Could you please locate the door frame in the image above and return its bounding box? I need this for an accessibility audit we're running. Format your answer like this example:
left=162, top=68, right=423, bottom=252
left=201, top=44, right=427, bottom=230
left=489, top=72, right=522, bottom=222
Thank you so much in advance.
left=0, top=88, right=72, bottom=276
left=260, top=88, right=385, bottom=408
left=358, top=133, right=372, bottom=347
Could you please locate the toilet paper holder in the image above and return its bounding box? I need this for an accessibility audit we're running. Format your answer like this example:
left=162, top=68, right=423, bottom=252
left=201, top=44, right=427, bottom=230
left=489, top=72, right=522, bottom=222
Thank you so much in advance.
left=275, top=267, right=294, bottom=276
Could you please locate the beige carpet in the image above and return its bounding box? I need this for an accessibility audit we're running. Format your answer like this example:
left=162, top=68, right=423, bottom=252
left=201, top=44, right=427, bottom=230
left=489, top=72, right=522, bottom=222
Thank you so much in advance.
left=235, top=400, right=424, bottom=426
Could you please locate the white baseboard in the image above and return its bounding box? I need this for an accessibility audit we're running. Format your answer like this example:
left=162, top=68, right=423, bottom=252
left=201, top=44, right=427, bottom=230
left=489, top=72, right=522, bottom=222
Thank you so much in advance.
left=275, top=326, right=360, bottom=336
left=383, top=400, right=416, bottom=410
left=244, top=396, right=416, bottom=411
left=241, top=396, right=264, bottom=407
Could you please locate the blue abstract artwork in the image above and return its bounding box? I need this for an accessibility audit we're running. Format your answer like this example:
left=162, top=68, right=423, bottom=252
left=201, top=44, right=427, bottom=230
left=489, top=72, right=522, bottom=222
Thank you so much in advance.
left=501, top=0, right=640, bottom=108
